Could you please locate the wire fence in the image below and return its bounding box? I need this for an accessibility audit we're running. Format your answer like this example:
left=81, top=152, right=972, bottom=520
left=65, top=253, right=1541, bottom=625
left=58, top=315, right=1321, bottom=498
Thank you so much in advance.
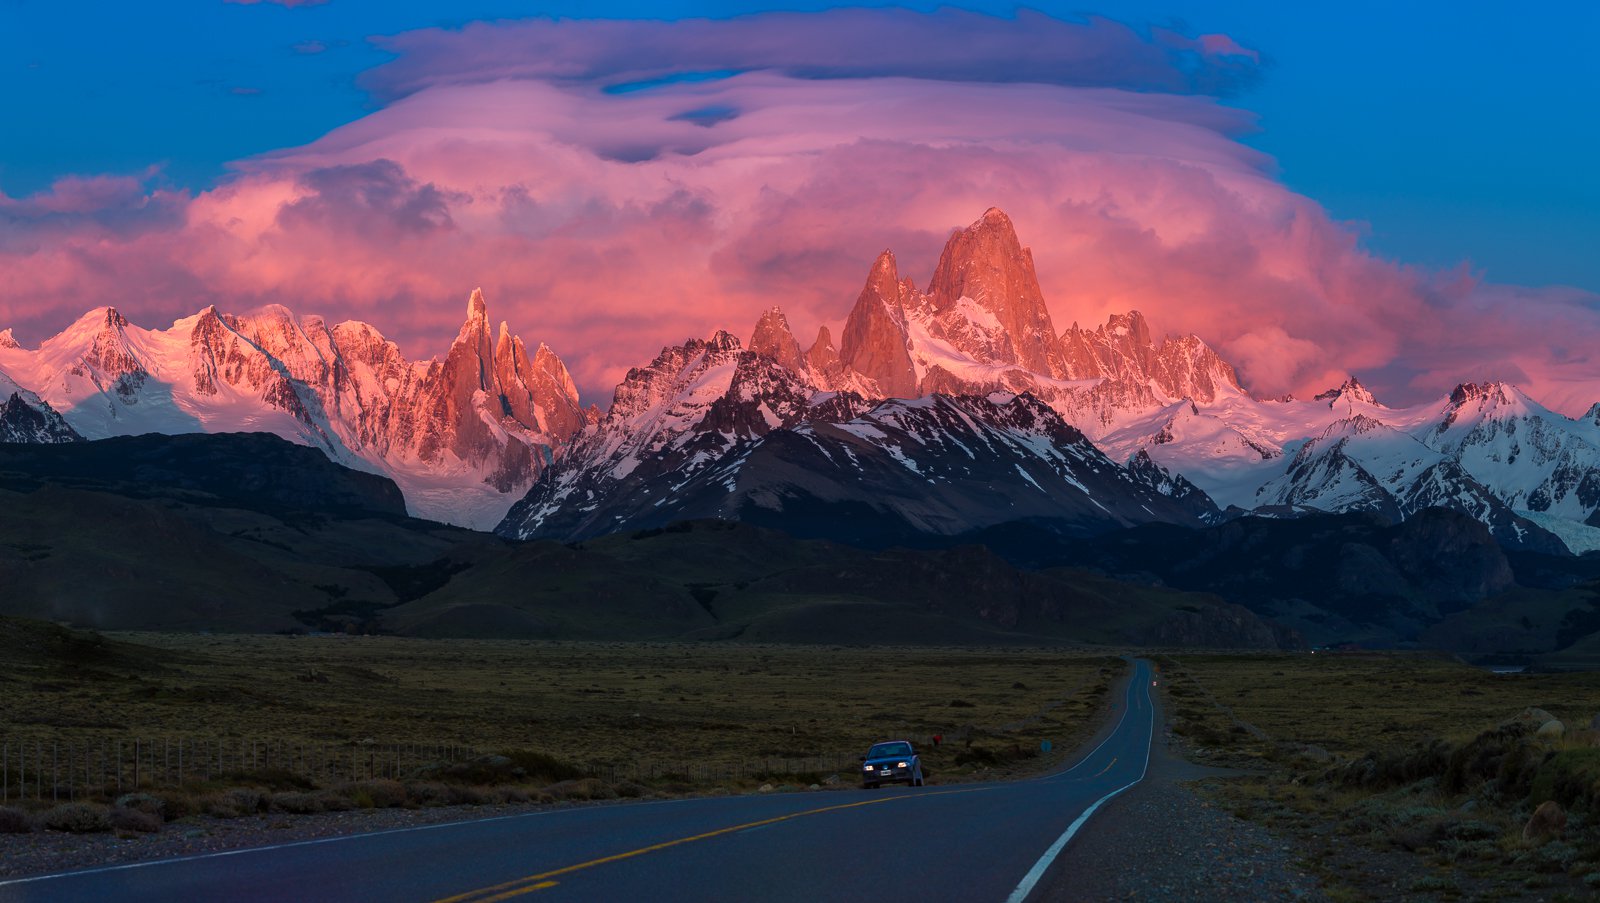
left=0, top=738, right=478, bottom=803
left=583, top=755, right=862, bottom=785
left=0, top=738, right=869, bottom=803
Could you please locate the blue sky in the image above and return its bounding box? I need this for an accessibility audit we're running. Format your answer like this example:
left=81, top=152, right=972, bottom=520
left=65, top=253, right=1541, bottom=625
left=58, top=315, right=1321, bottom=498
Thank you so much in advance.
left=3, top=1, right=1595, bottom=291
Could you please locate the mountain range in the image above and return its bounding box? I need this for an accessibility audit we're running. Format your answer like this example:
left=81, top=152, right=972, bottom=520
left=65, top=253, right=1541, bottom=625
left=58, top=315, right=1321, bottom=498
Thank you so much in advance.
left=0, top=292, right=588, bottom=528
left=6, top=207, right=1600, bottom=555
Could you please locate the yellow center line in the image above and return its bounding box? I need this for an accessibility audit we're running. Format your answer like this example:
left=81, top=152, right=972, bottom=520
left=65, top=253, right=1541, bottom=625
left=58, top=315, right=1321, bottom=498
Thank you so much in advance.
left=434, top=787, right=994, bottom=903
left=1093, top=757, right=1117, bottom=778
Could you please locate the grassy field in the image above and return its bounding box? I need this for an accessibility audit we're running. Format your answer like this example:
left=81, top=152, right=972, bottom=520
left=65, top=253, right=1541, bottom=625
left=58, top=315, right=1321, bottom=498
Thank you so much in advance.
left=1160, top=652, right=1600, bottom=900
left=0, top=618, right=1122, bottom=802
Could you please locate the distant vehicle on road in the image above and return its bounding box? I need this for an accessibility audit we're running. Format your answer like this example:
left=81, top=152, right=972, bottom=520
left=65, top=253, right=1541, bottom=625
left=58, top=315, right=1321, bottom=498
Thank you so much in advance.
left=860, top=740, right=925, bottom=788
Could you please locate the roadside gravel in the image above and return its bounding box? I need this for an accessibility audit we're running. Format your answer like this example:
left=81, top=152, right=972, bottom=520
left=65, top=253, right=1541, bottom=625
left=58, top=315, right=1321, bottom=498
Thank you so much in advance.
left=1037, top=716, right=1325, bottom=901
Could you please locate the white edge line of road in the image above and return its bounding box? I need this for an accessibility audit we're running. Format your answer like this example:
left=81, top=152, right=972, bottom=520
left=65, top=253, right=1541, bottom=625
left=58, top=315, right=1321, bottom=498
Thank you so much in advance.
left=1035, top=666, right=1134, bottom=784
left=1004, top=662, right=1155, bottom=903
left=0, top=794, right=711, bottom=888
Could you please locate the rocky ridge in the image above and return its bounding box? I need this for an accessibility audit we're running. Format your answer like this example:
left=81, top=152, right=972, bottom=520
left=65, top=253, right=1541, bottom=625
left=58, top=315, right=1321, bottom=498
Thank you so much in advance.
left=0, top=291, right=586, bottom=528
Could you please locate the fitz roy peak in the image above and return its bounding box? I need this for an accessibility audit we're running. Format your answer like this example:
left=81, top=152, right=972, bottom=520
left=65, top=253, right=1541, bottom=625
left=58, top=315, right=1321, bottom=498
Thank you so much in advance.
left=0, top=291, right=587, bottom=528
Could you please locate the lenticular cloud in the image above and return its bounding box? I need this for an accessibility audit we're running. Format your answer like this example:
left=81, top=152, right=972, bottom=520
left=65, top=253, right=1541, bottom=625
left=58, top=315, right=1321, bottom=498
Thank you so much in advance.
left=1, top=8, right=1597, bottom=411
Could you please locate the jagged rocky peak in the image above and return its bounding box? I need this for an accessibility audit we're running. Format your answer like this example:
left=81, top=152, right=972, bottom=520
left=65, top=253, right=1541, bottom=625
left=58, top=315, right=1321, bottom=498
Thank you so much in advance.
left=747, top=306, right=808, bottom=376
left=1449, top=381, right=1513, bottom=407
left=1320, top=413, right=1390, bottom=439
left=528, top=341, right=588, bottom=442
left=76, top=306, right=144, bottom=378
left=1314, top=376, right=1378, bottom=407
left=0, top=328, right=19, bottom=350
left=839, top=250, right=918, bottom=398
left=806, top=325, right=842, bottom=380
left=926, top=207, right=1062, bottom=375
left=0, top=392, right=82, bottom=443
left=1103, top=310, right=1154, bottom=346
left=608, top=331, right=746, bottom=421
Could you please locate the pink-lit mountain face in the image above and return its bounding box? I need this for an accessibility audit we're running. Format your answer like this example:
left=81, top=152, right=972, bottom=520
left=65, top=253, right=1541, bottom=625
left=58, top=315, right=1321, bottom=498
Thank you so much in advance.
left=0, top=291, right=587, bottom=528
left=500, top=209, right=1600, bottom=551
left=7, top=208, right=1600, bottom=550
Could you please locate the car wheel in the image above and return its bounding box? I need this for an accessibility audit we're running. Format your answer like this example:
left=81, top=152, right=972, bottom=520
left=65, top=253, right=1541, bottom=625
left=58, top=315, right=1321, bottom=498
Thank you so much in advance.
left=865, top=782, right=877, bottom=789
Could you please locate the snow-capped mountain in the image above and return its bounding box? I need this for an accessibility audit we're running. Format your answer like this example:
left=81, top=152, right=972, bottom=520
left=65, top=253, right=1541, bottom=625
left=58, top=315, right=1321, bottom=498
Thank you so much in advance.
left=499, top=208, right=1600, bottom=550
left=1092, top=376, right=1599, bottom=550
left=778, top=208, right=1246, bottom=436
left=7, top=206, right=1600, bottom=549
left=497, top=327, right=1218, bottom=542
left=0, top=291, right=586, bottom=528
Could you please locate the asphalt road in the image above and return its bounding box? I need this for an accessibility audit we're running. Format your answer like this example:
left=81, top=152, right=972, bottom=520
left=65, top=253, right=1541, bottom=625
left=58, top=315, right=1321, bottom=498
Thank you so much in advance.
left=0, top=659, right=1156, bottom=903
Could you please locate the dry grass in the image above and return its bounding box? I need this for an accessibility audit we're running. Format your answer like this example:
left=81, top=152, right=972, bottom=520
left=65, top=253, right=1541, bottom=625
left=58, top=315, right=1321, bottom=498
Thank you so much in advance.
left=1162, top=652, right=1600, bottom=758
left=1159, top=652, right=1600, bottom=900
left=3, top=629, right=1122, bottom=790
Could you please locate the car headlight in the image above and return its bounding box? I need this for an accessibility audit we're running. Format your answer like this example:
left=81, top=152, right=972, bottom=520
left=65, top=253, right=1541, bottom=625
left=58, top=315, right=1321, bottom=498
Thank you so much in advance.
left=896, top=762, right=908, bottom=768
left=862, top=764, right=874, bottom=771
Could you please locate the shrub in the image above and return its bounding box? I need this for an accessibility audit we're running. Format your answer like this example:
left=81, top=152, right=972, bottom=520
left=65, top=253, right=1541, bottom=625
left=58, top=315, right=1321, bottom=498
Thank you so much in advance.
left=226, top=788, right=265, bottom=815
left=155, top=792, right=196, bottom=821
left=216, top=768, right=314, bottom=792
left=1533, top=840, right=1579, bottom=873
left=343, top=779, right=407, bottom=810
left=405, top=782, right=453, bottom=807
left=40, top=803, right=111, bottom=834
left=1527, top=748, right=1600, bottom=813
left=315, top=792, right=355, bottom=812
left=1409, top=875, right=1459, bottom=893
left=421, top=750, right=584, bottom=786
left=114, top=793, right=165, bottom=818
left=110, top=807, right=162, bottom=834
left=0, top=806, right=33, bottom=834
left=269, top=792, right=324, bottom=814
left=199, top=788, right=265, bottom=818
left=544, top=779, right=615, bottom=801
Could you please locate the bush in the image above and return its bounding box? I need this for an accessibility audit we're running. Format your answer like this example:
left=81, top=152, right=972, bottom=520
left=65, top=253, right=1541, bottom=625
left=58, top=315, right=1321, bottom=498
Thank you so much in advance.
left=110, top=807, right=162, bottom=834
left=405, top=782, right=453, bottom=807
left=421, top=750, right=584, bottom=786
left=343, top=779, right=408, bottom=810
left=40, top=803, right=111, bottom=834
left=156, top=792, right=196, bottom=821
left=198, top=788, right=266, bottom=818
left=114, top=793, right=165, bottom=819
left=1527, top=748, right=1600, bottom=812
left=216, top=768, right=314, bottom=792
left=545, top=779, right=615, bottom=801
left=226, top=788, right=265, bottom=815
left=315, top=792, right=355, bottom=813
left=269, top=792, right=324, bottom=814
left=1532, top=840, right=1579, bottom=873
left=0, top=806, right=33, bottom=834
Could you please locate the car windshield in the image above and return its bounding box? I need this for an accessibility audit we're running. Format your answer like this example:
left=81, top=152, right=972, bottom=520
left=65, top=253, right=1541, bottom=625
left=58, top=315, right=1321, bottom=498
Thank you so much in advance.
left=868, top=742, right=912, bottom=759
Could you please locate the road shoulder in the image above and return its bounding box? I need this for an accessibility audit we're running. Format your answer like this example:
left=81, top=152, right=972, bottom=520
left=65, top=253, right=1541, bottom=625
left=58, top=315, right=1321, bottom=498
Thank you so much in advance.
left=1035, top=686, right=1326, bottom=902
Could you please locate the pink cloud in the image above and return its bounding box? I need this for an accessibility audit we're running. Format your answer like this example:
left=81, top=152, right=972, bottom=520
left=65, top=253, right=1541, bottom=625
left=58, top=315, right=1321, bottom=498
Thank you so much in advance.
left=1, top=11, right=1596, bottom=417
